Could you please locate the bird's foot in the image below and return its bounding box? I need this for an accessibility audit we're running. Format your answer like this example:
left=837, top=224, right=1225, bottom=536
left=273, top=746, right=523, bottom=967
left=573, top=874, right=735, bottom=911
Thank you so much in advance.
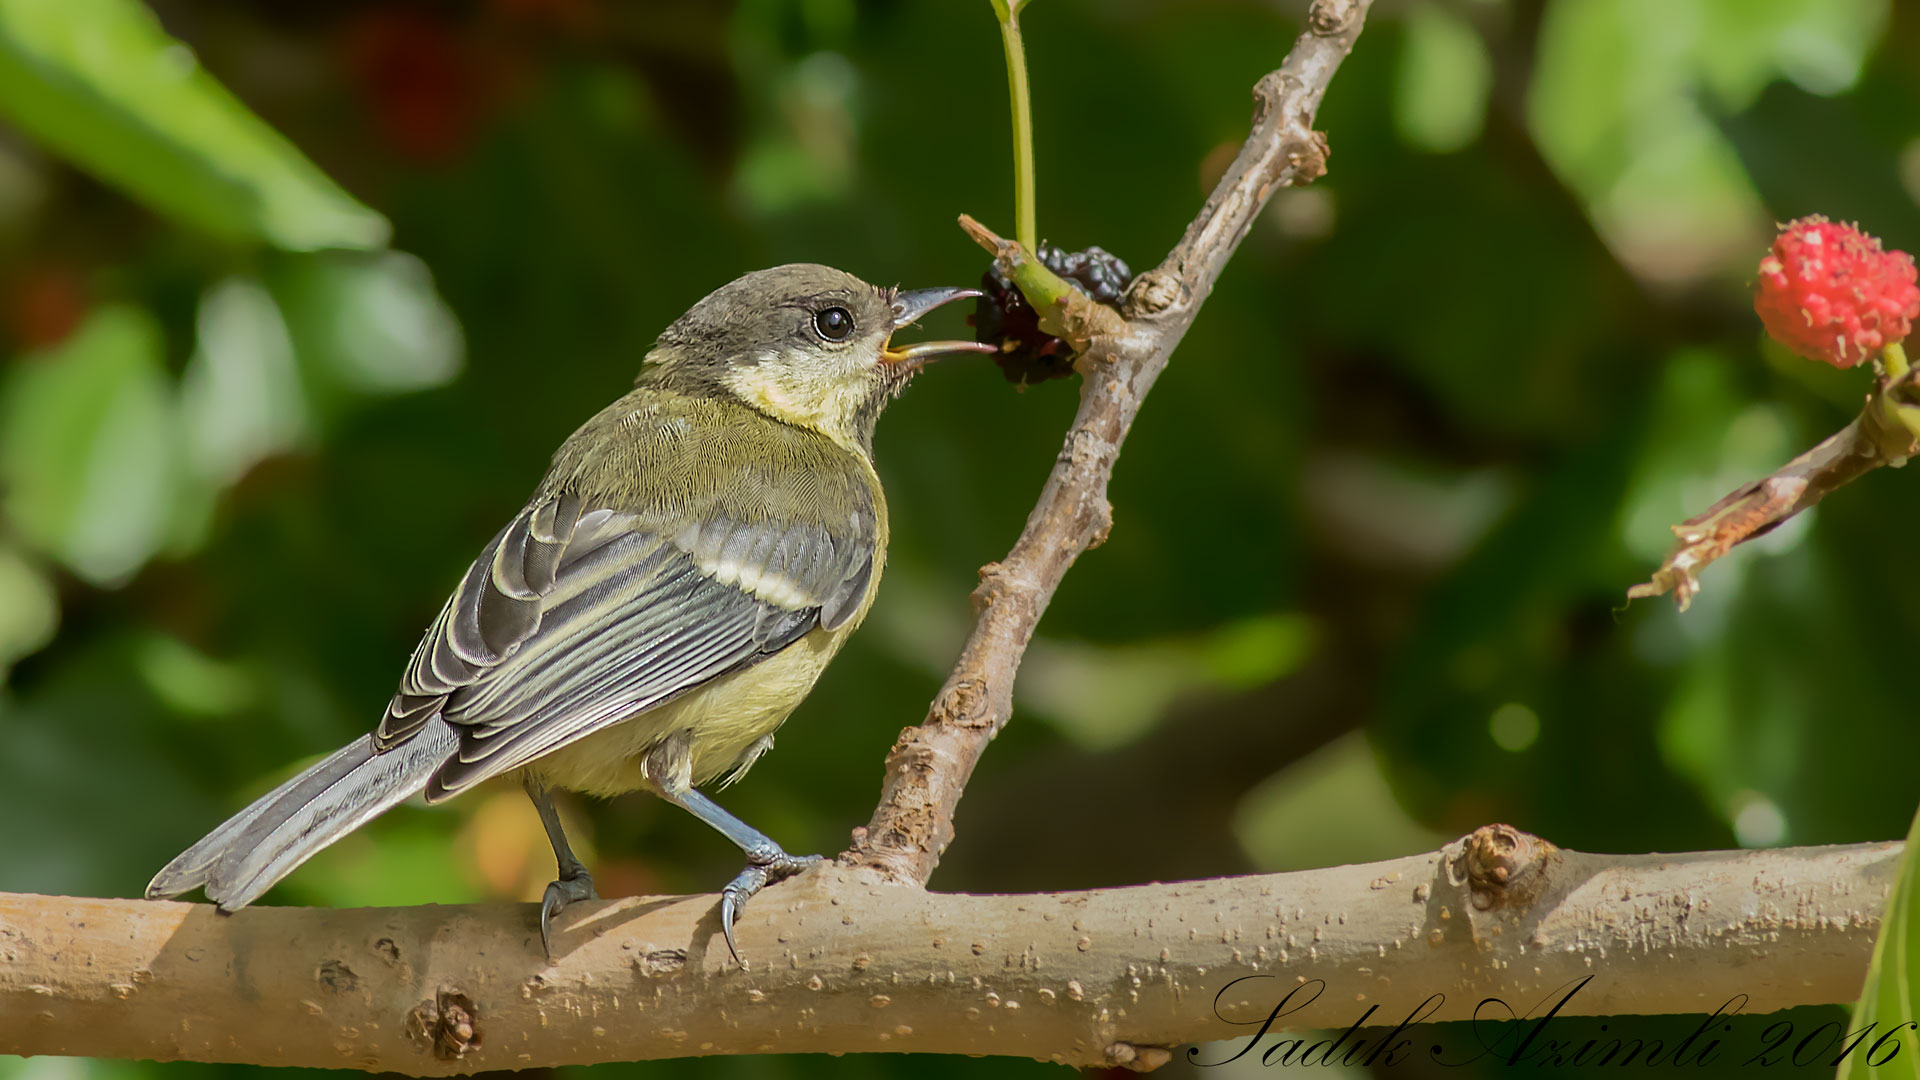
left=720, top=850, right=824, bottom=966
left=539, top=869, right=598, bottom=961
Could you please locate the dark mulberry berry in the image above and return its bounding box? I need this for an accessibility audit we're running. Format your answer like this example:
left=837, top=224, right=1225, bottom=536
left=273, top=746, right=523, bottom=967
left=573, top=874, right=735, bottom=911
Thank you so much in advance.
left=969, top=242, right=1134, bottom=386
left=1037, top=243, right=1132, bottom=306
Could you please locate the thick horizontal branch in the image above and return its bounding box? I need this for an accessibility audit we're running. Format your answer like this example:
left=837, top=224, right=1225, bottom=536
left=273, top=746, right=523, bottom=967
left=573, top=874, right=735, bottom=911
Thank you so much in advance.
left=848, top=0, right=1376, bottom=886
left=0, top=828, right=1895, bottom=1074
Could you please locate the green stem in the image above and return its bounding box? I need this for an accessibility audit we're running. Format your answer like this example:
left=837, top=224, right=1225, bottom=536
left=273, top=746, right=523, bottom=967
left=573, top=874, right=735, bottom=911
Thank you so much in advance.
left=1880, top=341, right=1920, bottom=448
left=1883, top=341, right=1909, bottom=382
left=991, top=0, right=1037, bottom=253
left=959, top=212, right=1073, bottom=316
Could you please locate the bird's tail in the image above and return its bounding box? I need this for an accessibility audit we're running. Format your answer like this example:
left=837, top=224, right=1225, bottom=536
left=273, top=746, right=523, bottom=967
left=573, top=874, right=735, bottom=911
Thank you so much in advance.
left=146, top=720, right=459, bottom=910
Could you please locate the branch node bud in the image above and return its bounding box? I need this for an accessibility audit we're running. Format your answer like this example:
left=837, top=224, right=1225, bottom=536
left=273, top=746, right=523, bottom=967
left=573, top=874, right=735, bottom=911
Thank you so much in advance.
left=1453, top=824, right=1555, bottom=913
left=406, top=988, right=482, bottom=1061
left=1308, top=0, right=1359, bottom=35
left=1124, top=270, right=1182, bottom=318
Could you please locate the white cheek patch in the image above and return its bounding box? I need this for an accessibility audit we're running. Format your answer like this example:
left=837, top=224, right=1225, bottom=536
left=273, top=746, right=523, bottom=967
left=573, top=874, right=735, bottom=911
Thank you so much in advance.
left=721, top=348, right=876, bottom=451
left=728, top=353, right=807, bottom=415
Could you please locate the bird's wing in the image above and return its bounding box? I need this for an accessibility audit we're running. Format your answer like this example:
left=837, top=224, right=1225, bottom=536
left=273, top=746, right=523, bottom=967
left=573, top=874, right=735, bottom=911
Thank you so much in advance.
left=377, top=489, right=876, bottom=800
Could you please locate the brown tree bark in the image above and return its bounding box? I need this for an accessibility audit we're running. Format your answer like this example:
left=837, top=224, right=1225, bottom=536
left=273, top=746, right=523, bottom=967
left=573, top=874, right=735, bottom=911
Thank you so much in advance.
left=846, top=0, right=1376, bottom=887
left=0, top=830, right=1895, bottom=1073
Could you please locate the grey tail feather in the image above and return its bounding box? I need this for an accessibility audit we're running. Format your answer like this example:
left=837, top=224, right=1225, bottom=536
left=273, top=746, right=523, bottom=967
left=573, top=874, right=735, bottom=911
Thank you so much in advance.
left=146, top=719, right=460, bottom=910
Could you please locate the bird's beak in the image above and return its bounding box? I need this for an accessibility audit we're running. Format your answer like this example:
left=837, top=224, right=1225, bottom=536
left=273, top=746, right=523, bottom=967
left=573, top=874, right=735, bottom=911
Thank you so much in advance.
left=882, top=287, right=997, bottom=365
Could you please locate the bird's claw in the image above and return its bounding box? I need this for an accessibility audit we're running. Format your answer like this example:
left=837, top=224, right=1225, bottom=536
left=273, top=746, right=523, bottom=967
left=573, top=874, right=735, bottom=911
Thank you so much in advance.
left=539, top=870, right=598, bottom=961
left=719, top=851, right=824, bottom=966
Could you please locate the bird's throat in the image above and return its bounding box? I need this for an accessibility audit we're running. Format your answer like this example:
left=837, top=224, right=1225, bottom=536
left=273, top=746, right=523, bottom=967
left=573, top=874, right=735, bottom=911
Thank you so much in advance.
left=720, top=360, right=895, bottom=456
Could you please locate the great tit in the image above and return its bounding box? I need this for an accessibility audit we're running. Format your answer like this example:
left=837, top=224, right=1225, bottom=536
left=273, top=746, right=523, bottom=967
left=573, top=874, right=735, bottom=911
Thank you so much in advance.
left=147, top=264, right=991, bottom=961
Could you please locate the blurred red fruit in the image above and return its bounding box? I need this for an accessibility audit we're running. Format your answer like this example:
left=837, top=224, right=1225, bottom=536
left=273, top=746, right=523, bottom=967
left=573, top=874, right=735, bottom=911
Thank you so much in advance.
left=7, top=264, right=87, bottom=350
left=1754, top=215, right=1920, bottom=369
left=489, top=0, right=599, bottom=33
left=341, top=12, right=503, bottom=165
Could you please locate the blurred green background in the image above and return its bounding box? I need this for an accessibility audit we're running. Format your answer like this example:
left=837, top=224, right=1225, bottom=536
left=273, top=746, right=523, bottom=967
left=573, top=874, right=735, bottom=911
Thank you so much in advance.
left=0, top=0, right=1913, bottom=1077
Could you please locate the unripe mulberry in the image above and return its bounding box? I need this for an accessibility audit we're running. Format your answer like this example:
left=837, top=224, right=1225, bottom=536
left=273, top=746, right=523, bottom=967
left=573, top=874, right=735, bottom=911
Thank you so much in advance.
left=1754, top=216, right=1920, bottom=369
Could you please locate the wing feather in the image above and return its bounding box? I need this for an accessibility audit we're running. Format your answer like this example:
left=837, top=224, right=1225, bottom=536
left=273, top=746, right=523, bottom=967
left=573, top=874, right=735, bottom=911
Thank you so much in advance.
left=377, top=487, right=875, bottom=799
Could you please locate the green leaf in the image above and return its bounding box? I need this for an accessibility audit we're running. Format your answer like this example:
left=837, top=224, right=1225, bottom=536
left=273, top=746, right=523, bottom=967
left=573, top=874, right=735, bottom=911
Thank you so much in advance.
left=134, top=633, right=258, bottom=718
left=0, top=305, right=181, bottom=585
left=1234, top=732, right=1451, bottom=873
left=1837, top=802, right=1920, bottom=1080
left=1016, top=613, right=1317, bottom=750
left=1524, top=0, right=1889, bottom=284
left=0, top=543, right=56, bottom=675
left=271, top=252, right=465, bottom=397
left=0, top=0, right=388, bottom=250
left=179, top=276, right=309, bottom=484
left=1394, top=4, right=1491, bottom=153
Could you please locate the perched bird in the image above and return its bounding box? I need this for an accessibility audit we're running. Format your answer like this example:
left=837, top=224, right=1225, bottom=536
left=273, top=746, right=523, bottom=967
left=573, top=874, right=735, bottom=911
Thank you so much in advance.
left=146, top=264, right=991, bottom=961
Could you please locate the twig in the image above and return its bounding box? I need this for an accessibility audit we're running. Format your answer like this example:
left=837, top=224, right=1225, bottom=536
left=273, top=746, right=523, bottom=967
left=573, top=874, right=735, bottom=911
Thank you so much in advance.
left=1630, top=359, right=1920, bottom=610
left=958, top=212, right=1082, bottom=327
left=845, top=0, right=1375, bottom=887
left=988, top=0, right=1038, bottom=252
left=0, top=829, right=1895, bottom=1073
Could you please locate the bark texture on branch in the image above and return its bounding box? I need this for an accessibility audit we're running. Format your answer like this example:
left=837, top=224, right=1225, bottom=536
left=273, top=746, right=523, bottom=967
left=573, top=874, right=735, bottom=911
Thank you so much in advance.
left=846, top=0, right=1376, bottom=887
left=0, top=829, right=1894, bottom=1074
left=1630, top=365, right=1920, bottom=610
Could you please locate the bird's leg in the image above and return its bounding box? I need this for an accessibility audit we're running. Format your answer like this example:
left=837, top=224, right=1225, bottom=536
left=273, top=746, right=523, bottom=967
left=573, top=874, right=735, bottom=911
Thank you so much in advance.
left=661, top=787, right=823, bottom=966
left=524, top=778, right=597, bottom=961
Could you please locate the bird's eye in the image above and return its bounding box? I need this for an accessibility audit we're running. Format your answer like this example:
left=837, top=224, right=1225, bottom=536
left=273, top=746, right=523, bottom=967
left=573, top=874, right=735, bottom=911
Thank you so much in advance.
left=813, top=306, right=854, bottom=342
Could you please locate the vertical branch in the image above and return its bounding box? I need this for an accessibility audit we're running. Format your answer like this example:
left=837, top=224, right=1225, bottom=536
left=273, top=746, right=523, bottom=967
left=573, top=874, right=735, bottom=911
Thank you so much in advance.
left=847, top=0, right=1375, bottom=886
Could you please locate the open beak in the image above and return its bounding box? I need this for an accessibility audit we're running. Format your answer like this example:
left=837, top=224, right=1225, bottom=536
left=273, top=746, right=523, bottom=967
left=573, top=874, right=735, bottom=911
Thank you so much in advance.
left=882, top=287, right=998, bottom=365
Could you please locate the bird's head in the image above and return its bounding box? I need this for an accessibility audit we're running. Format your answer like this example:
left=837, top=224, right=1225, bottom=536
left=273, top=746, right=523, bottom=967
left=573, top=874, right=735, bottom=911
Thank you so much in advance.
left=642, top=264, right=992, bottom=453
